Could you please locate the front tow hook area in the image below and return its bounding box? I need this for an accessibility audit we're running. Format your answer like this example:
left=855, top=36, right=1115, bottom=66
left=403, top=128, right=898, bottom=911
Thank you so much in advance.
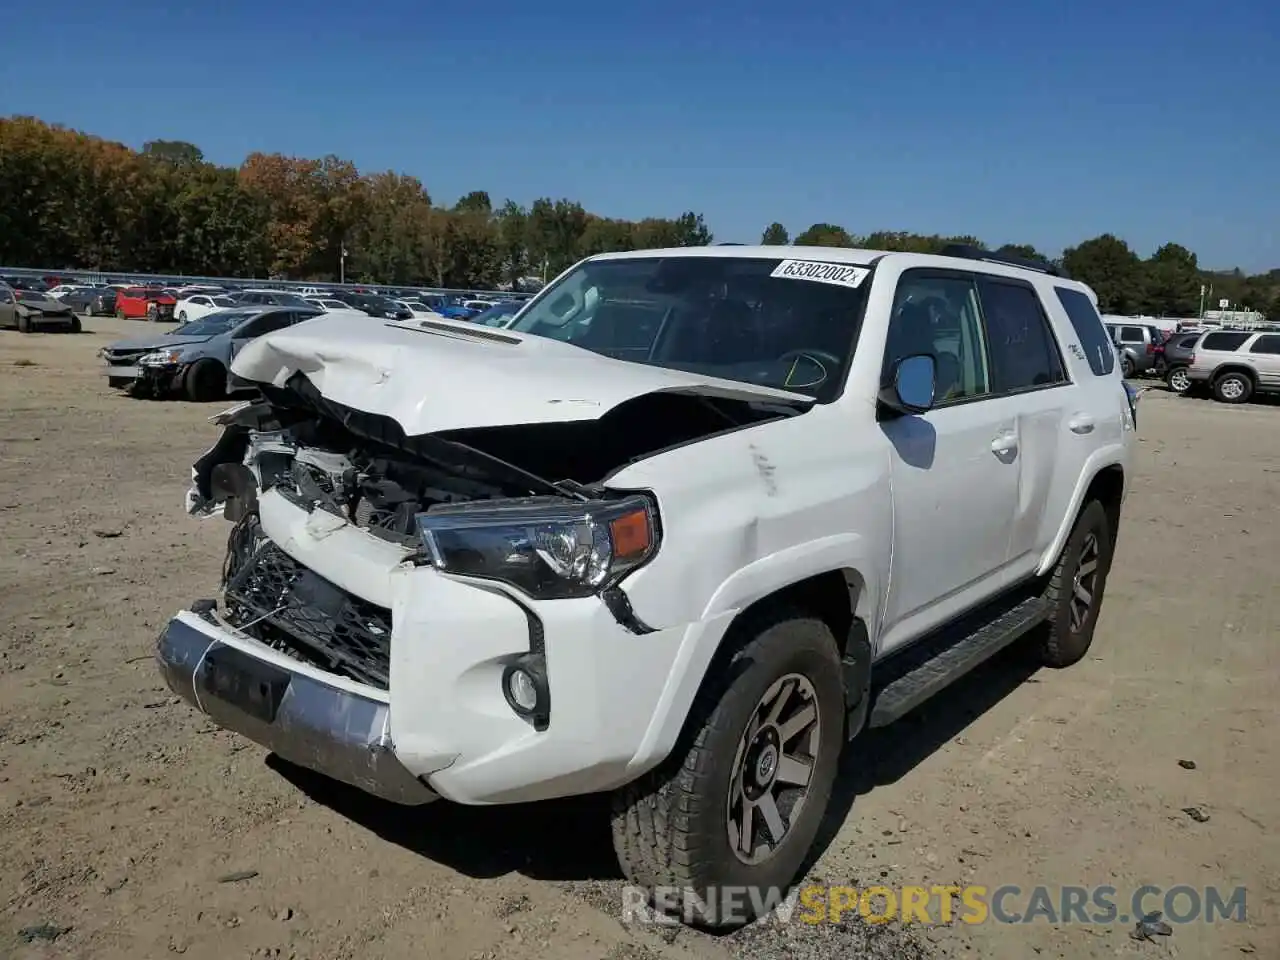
left=155, top=608, right=437, bottom=806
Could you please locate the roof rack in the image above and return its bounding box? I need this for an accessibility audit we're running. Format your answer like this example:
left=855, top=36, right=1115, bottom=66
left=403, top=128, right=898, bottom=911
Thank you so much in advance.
left=938, top=243, right=1070, bottom=279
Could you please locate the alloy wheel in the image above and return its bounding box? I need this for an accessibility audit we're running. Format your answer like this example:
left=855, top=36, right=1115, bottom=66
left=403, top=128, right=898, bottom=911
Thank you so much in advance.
left=1168, top=368, right=1190, bottom=393
left=726, top=673, right=821, bottom=865
left=1069, top=533, right=1100, bottom=632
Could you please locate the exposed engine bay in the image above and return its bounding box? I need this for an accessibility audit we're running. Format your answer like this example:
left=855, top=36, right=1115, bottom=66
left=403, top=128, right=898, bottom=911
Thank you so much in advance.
left=191, top=370, right=803, bottom=540
left=187, top=371, right=805, bottom=688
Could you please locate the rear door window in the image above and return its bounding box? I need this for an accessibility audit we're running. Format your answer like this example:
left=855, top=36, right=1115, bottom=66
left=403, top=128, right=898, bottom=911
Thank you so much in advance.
left=1201, top=332, right=1251, bottom=352
left=1119, top=326, right=1145, bottom=343
left=1054, top=287, right=1115, bottom=376
left=977, top=279, right=1068, bottom=393
left=1249, top=334, right=1280, bottom=355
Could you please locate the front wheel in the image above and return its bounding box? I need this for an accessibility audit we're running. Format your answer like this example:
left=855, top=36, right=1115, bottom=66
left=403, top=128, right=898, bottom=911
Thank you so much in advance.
left=610, top=607, right=845, bottom=928
left=68, top=315, right=82, bottom=334
left=183, top=358, right=226, bottom=402
left=177, top=310, right=187, bottom=322
left=1037, top=500, right=1114, bottom=668
left=1166, top=366, right=1191, bottom=394
left=115, top=307, right=125, bottom=320
left=17, top=313, right=32, bottom=333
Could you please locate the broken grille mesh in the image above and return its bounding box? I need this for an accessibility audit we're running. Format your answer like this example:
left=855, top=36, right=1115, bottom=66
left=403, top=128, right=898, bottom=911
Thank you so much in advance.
left=221, top=516, right=392, bottom=689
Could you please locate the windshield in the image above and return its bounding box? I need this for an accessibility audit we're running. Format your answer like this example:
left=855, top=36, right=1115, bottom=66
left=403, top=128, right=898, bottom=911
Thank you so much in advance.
left=507, top=255, right=870, bottom=400
left=171, top=311, right=254, bottom=336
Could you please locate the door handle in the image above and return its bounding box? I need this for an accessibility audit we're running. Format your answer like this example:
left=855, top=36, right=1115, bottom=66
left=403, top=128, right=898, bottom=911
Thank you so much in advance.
left=1068, top=414, right=1095, bottom=434
left=990, top=430, right=1018, bottom=456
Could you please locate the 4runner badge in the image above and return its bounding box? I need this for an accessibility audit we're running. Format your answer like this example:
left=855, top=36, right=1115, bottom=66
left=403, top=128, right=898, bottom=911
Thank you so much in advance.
left=770, top=260, right=870, bottom=289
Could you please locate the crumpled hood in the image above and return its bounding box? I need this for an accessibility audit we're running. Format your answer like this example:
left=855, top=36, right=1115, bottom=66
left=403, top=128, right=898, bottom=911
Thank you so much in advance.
left=107, top=334, right=212, bottom=351
left=231, top=313, right=811, bottom=435
left=18, top=300, right=71, bottom=313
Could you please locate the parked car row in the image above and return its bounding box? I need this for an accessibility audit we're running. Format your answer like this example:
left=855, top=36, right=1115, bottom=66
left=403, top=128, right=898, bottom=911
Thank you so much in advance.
left=1105, top=319, right=1280, bottom=404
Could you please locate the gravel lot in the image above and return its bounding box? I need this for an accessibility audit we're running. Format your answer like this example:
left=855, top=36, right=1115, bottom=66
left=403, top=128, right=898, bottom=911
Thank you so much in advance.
left=1, top=317, right=1276, bottom=960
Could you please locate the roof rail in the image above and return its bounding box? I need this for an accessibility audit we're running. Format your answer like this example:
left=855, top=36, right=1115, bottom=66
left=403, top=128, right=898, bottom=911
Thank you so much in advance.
left=938, top=243, right=1069, bottom=279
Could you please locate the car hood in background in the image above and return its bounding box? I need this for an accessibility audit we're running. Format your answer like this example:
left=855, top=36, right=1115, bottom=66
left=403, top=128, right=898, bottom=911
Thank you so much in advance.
left=105, top=334, right=214, bottom=352
left=231, top=313, right=812, bottom=435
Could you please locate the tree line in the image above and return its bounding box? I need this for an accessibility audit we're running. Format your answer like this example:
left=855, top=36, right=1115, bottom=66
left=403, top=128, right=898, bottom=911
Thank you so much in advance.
left=1, top=116, right=1275, bottom=317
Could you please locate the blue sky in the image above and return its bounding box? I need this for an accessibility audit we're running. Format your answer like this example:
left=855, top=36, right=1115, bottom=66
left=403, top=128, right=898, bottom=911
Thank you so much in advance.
left=3, top=0, right=1277, bottom=270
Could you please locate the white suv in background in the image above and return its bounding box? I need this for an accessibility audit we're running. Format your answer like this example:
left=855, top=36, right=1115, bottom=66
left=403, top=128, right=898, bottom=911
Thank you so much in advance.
left=156, top=243, right=1136, bottom=927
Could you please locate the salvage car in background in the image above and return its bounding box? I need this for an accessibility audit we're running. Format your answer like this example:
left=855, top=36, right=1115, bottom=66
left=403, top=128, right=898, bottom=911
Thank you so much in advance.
left=100, top=305, right=322, bottom=400
left=0, top=284, right=81, bottom=333
left=116, top=287, right=177, bottom=321
left=175, top=293, right=239, bottom=322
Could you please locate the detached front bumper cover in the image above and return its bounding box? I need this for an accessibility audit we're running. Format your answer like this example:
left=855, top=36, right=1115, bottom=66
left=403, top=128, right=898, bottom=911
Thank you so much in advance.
left=155, top=608, right=437, bottom=806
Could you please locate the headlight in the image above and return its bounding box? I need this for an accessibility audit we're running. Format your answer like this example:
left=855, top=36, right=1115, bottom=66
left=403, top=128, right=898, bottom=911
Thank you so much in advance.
left=139, top=350, right=183, bottom=366
left=416, top=495, right=658, bottom=600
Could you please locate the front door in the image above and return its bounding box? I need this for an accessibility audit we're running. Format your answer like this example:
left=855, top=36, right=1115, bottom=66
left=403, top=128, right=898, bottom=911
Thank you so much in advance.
left=876, top=270, right=1021, bottom=654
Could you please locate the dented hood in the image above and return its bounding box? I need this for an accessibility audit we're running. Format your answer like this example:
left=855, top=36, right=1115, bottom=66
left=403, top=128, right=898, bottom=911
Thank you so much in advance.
left=230, top=313, right=811, bottom=435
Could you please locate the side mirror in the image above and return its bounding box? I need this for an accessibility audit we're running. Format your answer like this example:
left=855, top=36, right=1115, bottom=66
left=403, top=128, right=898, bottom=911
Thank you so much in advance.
left=879, top=354, right=936, bottom=416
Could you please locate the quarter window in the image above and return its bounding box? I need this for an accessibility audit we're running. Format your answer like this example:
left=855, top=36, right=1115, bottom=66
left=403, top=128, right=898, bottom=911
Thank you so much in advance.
left=1054, top=287, right=1115, bottom=376
left=883, top=273, right=990, bottom=404
left=1201, top=332, right=1250, bottom=352
left=978, top=280, right=1067, bottom=393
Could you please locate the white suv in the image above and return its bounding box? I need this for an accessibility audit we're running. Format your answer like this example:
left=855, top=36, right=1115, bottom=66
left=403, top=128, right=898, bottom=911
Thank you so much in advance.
left=157, top=244, right=1136, bottom=926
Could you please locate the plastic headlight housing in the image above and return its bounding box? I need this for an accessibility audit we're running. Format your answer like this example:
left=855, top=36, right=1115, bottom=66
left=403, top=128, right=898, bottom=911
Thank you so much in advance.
left=416, top=495, right=658, bottom=600
left=139, top=349, right=183, bottom=366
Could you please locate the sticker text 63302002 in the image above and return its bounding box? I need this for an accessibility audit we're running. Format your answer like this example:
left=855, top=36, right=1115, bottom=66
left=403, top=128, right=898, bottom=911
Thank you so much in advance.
left=770, top=260, right=870, bottom=289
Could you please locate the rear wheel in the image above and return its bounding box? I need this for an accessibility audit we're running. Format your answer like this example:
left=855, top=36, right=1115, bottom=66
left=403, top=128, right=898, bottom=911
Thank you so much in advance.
left=177, top=310, right=187, bottom=322
left=183, top=358, right=226, bottom=402
left=1037, top=500, right=1114, bottom=668
left=1166, top=366, right=1191, bottom=394
left=1119, top=354, right=1135, bottom=378
left=1213, top=371, right=1252, bottom=404
left=610, top=606, right=844, bottom=928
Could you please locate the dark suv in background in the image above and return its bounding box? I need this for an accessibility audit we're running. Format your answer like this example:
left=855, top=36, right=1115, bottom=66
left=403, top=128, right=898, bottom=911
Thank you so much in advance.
left=1104, top=322, right=1167, bottom=378
left=1160, top=331, right=1203, bottom=393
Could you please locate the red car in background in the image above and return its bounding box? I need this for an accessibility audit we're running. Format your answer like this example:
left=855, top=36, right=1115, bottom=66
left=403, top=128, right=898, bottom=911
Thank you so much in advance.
left=115, top=287, right=176, bottom=321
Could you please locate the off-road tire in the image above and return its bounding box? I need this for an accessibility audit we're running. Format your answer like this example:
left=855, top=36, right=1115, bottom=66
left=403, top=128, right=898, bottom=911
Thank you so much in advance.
left=1037, top=500, right=1114, bottom=668
left=1213, top=371, right=1252, bottom=404
left=183, top=359, right=226, bottom=402
left=610, top=606, right=845, bottom=929
left=16, top=313, right=31, bottom=333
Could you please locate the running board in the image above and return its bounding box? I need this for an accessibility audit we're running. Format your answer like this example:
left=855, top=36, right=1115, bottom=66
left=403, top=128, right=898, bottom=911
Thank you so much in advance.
left=868, top=594, right=1051, bottom=728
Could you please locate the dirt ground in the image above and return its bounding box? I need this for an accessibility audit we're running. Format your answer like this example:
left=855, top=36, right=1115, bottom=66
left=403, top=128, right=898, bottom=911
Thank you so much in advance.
left=1, top=316, right=1276, bottom=960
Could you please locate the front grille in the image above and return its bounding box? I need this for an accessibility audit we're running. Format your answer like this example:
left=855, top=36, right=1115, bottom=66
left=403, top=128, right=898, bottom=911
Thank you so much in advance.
left=106, top=349, right=147, bottom=367
left=221, top=516, right=392, bottom=688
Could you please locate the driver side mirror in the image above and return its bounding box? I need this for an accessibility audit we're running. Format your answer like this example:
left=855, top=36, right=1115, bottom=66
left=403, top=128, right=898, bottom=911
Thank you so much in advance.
left=878, top=354, right=936, bottom=417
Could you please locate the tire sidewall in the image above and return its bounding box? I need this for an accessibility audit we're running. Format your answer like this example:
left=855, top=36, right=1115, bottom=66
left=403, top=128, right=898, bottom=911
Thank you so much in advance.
left=1166, top=366, right=1190, bottom=393
left=684, top=619, right=844, bottom=919
left=1048, top=501, right=1113, bottom=655
left=1214, top=373, right=1251, bottom=404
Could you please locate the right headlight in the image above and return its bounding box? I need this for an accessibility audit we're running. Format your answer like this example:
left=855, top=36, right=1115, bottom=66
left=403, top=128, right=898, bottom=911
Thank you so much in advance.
left=416, top=495, right=659, bottom=600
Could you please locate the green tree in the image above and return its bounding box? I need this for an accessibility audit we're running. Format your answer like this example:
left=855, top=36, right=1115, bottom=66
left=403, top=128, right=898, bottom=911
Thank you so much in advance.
left=1142, top=243, right=1200, bottom=316
left=761, top=222, right=789, bottom=244
left=1061, top=234, right=1144, bottom=314
left=995, top=243, right=1048, bottom=263
left=795, top=223, right=854, bottom=247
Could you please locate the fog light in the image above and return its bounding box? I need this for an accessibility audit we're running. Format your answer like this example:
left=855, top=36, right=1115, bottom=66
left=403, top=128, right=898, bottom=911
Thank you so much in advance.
left=500, top=654, right=550, bottom=727
left=506, top=668, right=538, bottom=712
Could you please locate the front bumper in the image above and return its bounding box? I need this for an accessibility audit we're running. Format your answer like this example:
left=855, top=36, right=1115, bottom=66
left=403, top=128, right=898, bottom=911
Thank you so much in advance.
left=156, top=610, right=437, bottom=805
left=160, top=489, right=729, bottom=806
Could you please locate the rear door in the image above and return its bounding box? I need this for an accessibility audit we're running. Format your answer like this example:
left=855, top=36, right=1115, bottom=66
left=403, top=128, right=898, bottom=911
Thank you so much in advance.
left=1247, top=334, right=1280, bottom=391
left=975, top=277, right=1072, bottom=576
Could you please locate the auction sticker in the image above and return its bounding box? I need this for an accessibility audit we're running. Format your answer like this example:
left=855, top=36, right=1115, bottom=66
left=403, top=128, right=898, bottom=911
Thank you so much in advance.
left=770, top=260, right=870, bottom=288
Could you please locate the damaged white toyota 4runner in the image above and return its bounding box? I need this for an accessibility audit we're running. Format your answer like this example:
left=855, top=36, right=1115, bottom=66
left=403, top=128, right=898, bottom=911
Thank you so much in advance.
left=157, top=244, right=1137, bottom=926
